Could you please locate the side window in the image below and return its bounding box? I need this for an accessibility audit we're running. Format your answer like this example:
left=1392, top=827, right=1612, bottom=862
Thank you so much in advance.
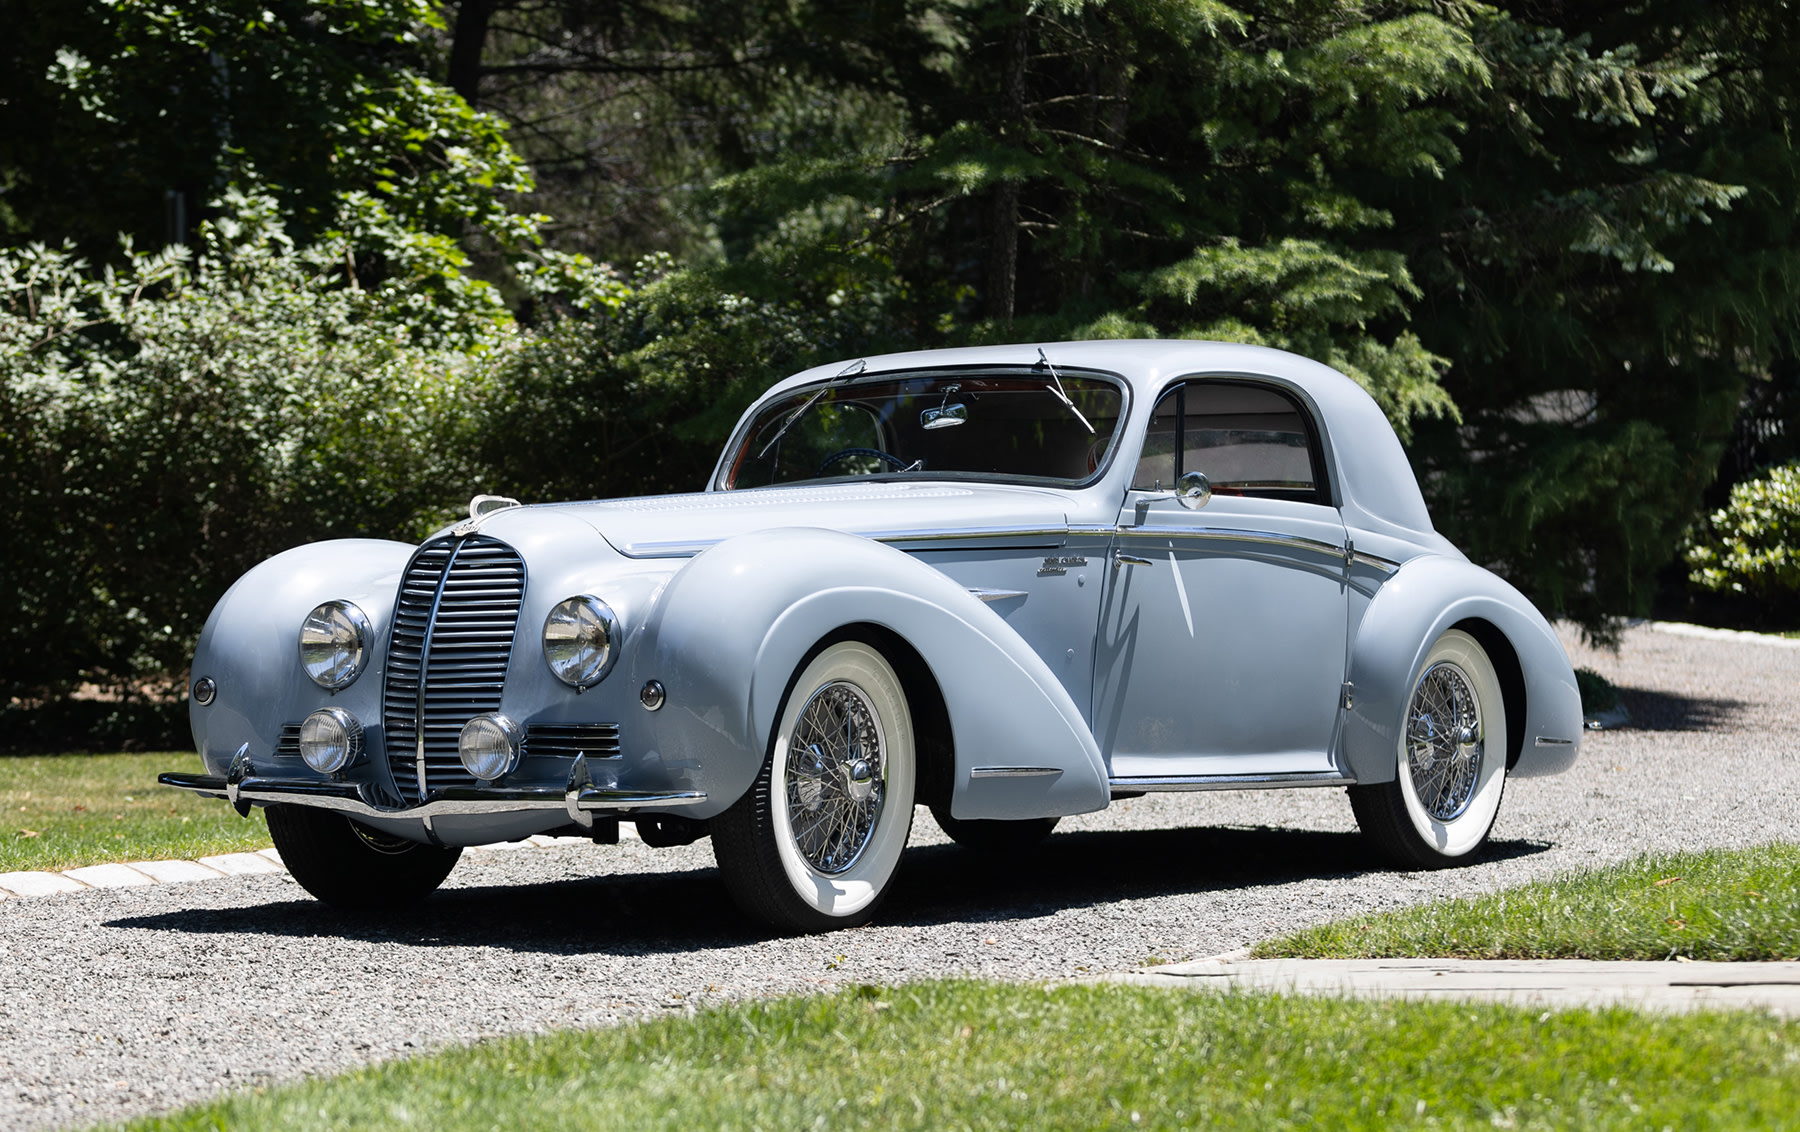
left=1132, top=390, right=1181, bottom=491
left=1131, top=381, right=1327, bottom=504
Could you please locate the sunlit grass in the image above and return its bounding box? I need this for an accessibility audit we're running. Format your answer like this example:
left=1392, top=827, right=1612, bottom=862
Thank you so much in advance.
left=0, top=752, right=269, bottom=873
left=104, top=980, right=1800, bottom=1131
left=1256, top=844, right=1800, bottom=961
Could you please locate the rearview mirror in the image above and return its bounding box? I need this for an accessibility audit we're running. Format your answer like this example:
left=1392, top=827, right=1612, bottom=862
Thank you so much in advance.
left=921, top=403, right=968, bottom=430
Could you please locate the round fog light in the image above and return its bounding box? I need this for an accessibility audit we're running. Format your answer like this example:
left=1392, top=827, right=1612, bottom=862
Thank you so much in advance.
left=459, top=713, right=524, bottom=781
left=299, top=707, right=364, bottom=774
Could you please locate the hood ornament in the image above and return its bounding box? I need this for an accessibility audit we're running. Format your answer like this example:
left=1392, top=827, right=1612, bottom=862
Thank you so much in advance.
left=454, top=494, right=521, bottom=536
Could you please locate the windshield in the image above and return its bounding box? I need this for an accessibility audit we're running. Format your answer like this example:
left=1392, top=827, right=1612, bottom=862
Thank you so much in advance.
left=721, top=370, right=1127, bottom=490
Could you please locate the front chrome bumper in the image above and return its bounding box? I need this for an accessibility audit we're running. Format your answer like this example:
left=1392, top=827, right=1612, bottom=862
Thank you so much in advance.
left=158, top=747, right=705, bottom=828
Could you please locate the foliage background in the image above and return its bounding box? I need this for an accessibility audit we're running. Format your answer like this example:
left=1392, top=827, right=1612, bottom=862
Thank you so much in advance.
left=3, top=0, right=1799, bottom=728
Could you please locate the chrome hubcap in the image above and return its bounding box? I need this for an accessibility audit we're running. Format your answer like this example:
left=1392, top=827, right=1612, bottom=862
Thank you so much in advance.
left=785, top=680, right=885, bottom=875
left=1406, top=661, right=1483, bottom=822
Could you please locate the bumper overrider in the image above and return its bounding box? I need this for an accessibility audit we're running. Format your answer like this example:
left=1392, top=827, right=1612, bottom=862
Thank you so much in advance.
left=158, top=746, right=705, bottom=827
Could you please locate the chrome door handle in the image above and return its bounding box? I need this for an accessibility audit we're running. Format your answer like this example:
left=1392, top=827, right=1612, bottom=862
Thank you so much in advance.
left=1113, top=551, right=1154, bottom=569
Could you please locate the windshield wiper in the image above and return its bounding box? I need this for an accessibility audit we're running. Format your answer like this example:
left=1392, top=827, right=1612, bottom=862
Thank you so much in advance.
left=1036, top=348, right=1095, bottom=434
left=756, top=358, right=867, bottom=460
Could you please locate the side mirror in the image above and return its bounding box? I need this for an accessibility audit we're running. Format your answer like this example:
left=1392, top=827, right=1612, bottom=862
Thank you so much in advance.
left=1175, top=471, right=1211, bottom=510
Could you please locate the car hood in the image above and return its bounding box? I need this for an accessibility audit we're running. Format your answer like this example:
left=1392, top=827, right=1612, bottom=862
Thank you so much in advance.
left=536, top=482, right=1076, bottom=557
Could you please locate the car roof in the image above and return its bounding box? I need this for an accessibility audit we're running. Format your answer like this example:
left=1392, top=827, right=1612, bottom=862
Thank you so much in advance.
left=757, top=340, right=1442, bottom=546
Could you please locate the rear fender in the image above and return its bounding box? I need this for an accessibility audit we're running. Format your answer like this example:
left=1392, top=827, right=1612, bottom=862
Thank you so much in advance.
left=629, top=528, right=1108, bottom=821
left=1343, top=556, right=1582, bottom=784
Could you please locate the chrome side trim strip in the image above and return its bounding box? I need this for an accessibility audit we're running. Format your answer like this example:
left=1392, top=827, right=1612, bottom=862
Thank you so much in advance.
left=621, top=526, right=1078, bottom=557
left=970, top=766, right=1064, bottom=779
left=1119, top=525, right=1344, bottom=559
left=160, top=772, right=707, bottom=818
left=1533, top=736, right=1575, bottom=748
left=875, top=526, right=1070, bottom=545
left=616, top=538, right=723, bottom=557
left=967, top=587, right=1029, bottom=603
left=1108, top=772, right=1354, bottom=792
left=1352, top=550, right=1401, bottom=573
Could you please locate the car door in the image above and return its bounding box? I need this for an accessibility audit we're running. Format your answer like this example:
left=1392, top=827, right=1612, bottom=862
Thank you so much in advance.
left=1094, top=378, right=1351, bottom=783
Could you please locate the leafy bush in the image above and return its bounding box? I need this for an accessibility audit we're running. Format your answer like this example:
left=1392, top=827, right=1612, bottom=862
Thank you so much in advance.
left=0, top=196, right=496, bottom=702
left=482, top=256, right=921, bottom=504
left=1574, top=667, right=1618, bottom=716
left=1684, top=462, right=1800, bottom=601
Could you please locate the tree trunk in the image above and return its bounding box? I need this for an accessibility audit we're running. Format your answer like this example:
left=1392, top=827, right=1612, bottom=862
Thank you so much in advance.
left=985, top=5, right=1031, bottom=324
left=448, top=0, right=498, bottom=106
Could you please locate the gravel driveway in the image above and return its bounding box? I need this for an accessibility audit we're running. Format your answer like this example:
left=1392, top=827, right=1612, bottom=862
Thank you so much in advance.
left=3, top=623, right=1796, bottom=1131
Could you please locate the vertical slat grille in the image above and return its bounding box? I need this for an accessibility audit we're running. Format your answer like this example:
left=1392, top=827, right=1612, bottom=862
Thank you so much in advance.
left=383, top=535, right=526, bottom=802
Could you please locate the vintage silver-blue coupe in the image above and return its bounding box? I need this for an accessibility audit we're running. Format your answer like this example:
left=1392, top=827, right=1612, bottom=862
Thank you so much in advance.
left=163, top=341, right=1581, bottom=931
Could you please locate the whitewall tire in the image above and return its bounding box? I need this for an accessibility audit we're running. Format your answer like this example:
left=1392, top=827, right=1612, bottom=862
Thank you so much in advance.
left=713, top=640, right=916, bottom=931
left=1350, top=629, right=1507, bottom=868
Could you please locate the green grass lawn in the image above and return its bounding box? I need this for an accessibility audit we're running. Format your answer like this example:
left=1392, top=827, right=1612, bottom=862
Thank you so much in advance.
left=0, top=751, right=269, bottom=873
left=1255, top=844, right=1800, bottom=961
left=104, top=980, right=1798, bottom=1131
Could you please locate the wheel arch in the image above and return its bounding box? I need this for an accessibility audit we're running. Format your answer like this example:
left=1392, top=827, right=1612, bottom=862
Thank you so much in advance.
left=761, top=622, right=957, bottom=814
left=1453, top=617, right=1526, bottom=772
left=1342, top=555, right=1582, bottom=784
left=628, top=527, right=1108, bottom=822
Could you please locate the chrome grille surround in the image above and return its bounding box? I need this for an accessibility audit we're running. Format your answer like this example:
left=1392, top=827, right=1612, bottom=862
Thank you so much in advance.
left=383, top=535, right=527, bottom=803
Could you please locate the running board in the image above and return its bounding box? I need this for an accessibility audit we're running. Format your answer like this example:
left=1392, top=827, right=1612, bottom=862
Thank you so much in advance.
left=1109, top=772, right=1354, bottom=793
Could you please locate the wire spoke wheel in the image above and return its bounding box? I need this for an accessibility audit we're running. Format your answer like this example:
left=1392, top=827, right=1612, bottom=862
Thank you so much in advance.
left=1405, top=661, right=1483, bottom=821
left=785, top=681, right=886, bottom=874
left=1350, top=628, right=1508, bottom=869
left=712, top=640, right=916, bottom=931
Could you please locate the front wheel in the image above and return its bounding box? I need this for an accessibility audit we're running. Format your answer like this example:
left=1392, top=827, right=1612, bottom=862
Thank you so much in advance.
left=1349, top=629, right=1507, bottom=869
left=712, top=640, right=916, bottom=932
left=266, top=805, right=462, bottom=910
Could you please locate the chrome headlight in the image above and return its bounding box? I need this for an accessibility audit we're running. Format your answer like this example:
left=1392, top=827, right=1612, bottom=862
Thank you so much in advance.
left=543, top=595, right=618, bottom=689
left=459, top=713, right=524, bottom=781
left=299, top=707, right=364, bottom=774
left=299, top=600, right=371, bottom=690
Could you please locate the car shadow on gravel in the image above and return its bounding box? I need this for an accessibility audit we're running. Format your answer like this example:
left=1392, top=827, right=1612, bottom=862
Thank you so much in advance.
left=1612, top=686, right=1747, bottom=731
left=103, top=825, right=1549, bottom=952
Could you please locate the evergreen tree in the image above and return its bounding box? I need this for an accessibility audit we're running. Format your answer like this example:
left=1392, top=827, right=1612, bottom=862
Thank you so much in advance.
left=0, top=0, right=535, bottom=308
left=1400, top=1, right=1800, bottom=633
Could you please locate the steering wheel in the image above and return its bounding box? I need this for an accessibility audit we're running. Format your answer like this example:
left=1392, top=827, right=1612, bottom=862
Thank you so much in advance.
left=816, top=447, right=912, bottom=476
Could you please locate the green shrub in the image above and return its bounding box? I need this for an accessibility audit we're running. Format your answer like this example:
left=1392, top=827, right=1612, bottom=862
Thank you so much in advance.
left=481, top=256, right=921, bottom=504
left=1574, top=667, right=1618, bottom=715
left=0, top=196, right=495, bottom=702
left=1684, top=462, right=1800, bottom=599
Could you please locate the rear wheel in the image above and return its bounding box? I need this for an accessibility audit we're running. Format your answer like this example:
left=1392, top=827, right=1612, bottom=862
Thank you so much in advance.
left=1350, top=629, right=1508, bottom=869
left=266, top=805, right=462, bottom=910
left=931, top=806, right=1059, bottom=853
left=713, top=640, right=916, bottom=932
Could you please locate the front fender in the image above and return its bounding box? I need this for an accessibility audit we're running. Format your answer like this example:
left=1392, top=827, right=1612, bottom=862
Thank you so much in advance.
left=628, top=528, right=1109, bottom=822
left=1343, top=555, right=1582, bottom=784
left=189, top=539, right=415, bottom=775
